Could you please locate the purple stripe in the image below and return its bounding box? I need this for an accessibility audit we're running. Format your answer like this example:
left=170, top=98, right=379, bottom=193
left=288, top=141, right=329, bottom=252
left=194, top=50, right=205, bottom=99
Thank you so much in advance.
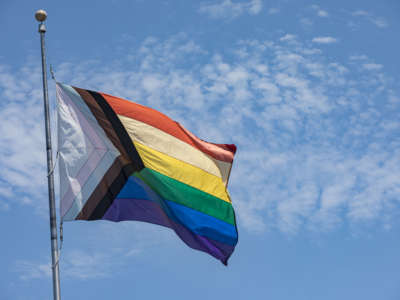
left=102, top=198, right=234, bottom=264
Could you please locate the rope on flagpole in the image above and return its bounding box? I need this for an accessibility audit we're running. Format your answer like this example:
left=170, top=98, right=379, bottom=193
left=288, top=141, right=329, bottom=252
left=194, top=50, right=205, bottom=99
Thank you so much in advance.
left=47, top=64, right=59, bottom=178
left=47, top=150, right=59, bottom=177
left=52, top=222, right=63, bottom=269
left=59, top=222, right=63, bottom=250
left=50, top=64, right=56, bottom=81
left=48, top=62, right=62, bottom=267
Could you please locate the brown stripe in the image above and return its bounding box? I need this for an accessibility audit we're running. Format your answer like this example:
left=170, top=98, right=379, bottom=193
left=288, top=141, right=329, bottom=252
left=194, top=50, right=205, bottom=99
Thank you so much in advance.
left=72, top=88, right=135, bottom=219
left=74, top=88, right=130, bottom=160
left=88, top=162, right=135, bottom=220
left=76, top=156, right=133, bottom=220
left=88, top=90, right=144, bottom=171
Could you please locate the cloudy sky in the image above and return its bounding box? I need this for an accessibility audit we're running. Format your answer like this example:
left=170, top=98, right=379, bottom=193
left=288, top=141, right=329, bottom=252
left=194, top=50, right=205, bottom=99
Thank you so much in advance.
left=1, top=0, right=400, bottom=299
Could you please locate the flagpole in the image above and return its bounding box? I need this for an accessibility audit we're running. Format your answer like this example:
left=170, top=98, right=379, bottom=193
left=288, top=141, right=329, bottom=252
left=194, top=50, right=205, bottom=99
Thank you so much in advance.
left=35, top=9, right=61, bottom=300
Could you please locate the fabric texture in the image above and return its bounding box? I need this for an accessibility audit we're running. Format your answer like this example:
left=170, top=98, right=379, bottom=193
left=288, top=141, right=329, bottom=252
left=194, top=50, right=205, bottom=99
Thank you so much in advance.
left=57, top=82, right=238, bottom=265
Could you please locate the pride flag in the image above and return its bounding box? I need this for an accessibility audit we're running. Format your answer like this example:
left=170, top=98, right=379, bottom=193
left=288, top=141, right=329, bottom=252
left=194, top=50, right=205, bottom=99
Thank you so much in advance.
left=56, top=83, right=238, bottom=264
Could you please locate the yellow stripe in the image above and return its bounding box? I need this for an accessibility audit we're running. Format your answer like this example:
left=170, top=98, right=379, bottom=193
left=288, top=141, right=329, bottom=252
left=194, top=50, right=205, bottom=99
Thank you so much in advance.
left=134, top=141, right=231, bottom=203
left=118, top=115, right=232, bottom=185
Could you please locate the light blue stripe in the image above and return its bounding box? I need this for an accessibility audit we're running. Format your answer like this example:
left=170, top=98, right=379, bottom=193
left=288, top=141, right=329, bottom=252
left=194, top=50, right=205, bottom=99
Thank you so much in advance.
left=63, top=150, right=118, bottom=221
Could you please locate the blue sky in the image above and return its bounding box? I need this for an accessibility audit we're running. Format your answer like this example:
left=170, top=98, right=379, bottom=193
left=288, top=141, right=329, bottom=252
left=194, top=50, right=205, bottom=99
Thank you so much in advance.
left=1, top=0, right=400, bottom=299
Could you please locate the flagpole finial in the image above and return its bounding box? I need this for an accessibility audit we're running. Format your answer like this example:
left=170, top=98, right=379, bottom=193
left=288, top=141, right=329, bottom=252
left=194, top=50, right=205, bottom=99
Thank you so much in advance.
left=35, top=9, right=47, bottom=22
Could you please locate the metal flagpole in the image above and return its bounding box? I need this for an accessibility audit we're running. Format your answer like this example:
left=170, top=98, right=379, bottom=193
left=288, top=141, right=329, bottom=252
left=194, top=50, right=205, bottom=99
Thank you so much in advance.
left=35, top=9, right=61, bottom=300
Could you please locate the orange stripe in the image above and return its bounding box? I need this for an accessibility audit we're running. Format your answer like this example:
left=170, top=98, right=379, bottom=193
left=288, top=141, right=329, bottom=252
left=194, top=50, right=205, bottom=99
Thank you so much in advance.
left=100, top=93, right=236, bottom=162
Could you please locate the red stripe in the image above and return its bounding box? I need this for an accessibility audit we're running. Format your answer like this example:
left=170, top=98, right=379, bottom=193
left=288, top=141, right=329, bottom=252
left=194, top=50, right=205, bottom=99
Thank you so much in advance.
left=177, top=124, right=235, bottom=162
left=100, top=93, right=235, bottom=163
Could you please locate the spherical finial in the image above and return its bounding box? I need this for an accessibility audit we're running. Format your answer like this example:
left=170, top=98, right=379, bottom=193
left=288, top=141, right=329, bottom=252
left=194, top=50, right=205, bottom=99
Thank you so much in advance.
left=35, top=9, right=47, bottom=22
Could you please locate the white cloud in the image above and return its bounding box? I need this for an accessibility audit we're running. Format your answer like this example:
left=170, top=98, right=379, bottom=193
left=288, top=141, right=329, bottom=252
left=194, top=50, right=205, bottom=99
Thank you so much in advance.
left=268, top=7, right=279, bottom=14
left=142, top=75, right=166, bottom=93
left=199, top=0, right=263, bottom=19
left=312, top=36, right=338, bottom=44
left=363, top=63, right=383, bottom=71
left=62, top=250, right=120, bottom=279
left=280, top=34, right=296, bottom=42
left=2, top=34, right=398, bottom=237
left=300, top=17, right=313, bottom=26
left=15, top=222, right=172, bottom=280
left=0, top=63, right=51, bottom=213
left=311, top=5, right=329, bottom=17
left=317, top=10, right=328, bottom=17
left=248, top=0, right=262, bottom=14
left=352, top=10, right=369, bottom=16
left=15, top=260, right=52, bottom=280
left=349, top=55, right=368, bottom=61
left=16, top=251, right=113, bottom=280
left=352, top=10, right=388, bottom=28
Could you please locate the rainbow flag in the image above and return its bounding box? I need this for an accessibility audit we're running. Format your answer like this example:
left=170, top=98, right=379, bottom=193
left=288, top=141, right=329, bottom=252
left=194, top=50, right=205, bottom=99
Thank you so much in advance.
left=56, top=83, right=238, bottom=264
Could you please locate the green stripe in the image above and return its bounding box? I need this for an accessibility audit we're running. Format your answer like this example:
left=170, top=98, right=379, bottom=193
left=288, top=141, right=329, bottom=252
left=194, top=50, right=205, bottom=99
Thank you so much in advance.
left=134, top=168, right=235, bottom=225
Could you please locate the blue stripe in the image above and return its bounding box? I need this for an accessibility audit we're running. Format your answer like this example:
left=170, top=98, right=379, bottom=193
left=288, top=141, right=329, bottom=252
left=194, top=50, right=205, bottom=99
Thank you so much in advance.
left=116, top=175, right=238, bottom=246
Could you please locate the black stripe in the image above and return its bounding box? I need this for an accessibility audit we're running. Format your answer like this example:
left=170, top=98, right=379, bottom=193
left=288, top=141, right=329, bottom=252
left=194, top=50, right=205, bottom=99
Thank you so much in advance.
left=88, top=90, right=144, bottom=171
left=88, top=164, right=135, bottom=220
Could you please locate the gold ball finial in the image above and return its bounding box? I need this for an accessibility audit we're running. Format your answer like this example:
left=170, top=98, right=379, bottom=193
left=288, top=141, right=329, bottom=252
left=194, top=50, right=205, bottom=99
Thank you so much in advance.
left=35, top=9, right=47, bottom=22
